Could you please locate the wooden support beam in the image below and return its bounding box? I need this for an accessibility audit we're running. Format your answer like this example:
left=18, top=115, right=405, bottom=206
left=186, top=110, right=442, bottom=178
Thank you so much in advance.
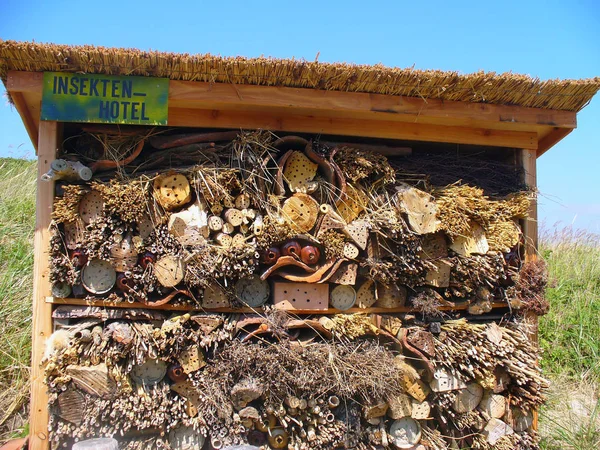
left=169, top=107, right=538, bottom=149
left=8, top=91, right=38, bottom=151
left=29, top=121, right=60, bottom=450
left=537, top=127, right=574, bottom=157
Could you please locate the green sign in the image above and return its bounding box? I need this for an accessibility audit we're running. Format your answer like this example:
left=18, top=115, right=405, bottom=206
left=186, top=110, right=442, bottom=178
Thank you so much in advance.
left=41, top=72, right=169, bottom=125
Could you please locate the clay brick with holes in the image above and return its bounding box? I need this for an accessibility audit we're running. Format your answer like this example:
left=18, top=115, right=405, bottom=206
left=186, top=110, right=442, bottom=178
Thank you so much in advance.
left=272, top=282, right=329, bottom=310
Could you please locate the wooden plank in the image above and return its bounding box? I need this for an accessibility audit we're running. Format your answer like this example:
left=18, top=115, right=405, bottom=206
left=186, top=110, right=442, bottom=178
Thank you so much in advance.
left=168, top=107, right=538, bottom=149
left=6, top=71, right=577, bottom=131
left=168, top=80, right=578, bottom=129
left=46, top=297, right=508, bottom=315
left=8, top=91, right=38, bottom=152
left=30, top=121, right=61, bottom=450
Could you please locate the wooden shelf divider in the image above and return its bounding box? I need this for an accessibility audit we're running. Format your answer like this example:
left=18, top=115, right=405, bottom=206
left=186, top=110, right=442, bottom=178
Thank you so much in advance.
left=47, top=297, right=508, bottom=315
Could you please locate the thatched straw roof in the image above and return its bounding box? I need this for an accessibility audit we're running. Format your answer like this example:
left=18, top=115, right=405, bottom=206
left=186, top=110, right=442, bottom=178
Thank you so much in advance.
left=1, top=40, right=599, bottom=112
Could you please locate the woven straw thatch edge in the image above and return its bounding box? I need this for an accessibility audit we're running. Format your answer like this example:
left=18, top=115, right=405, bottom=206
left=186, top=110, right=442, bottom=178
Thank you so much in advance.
left=1, top=40, right=599, bottom=112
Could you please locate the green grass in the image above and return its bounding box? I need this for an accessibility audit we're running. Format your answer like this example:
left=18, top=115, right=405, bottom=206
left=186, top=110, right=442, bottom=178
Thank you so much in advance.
left=539, top=228, right=600, bottom=381
left=538, top=227, right=600, bottom=449
left=0, top=157, right=598, bottom=446
left=0, top=158, right=36, bottom=440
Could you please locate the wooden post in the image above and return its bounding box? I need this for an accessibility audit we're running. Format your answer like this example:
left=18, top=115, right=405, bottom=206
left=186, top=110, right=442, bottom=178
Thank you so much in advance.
left=521, top=148, right=538, bottom=261
left=30, top=121, right=60, bottom=450
left=520, top=148, right=539, bottom=431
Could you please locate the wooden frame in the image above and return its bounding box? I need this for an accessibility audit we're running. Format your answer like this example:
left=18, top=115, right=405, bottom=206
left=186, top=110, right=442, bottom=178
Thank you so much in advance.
left=30, top=121, right=60, bottom=450
left=6, top=68, right=559, bottom=450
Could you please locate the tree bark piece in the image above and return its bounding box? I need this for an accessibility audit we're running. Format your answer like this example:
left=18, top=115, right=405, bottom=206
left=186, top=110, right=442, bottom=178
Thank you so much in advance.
left=396, top=183, right=439, bottom=235
left=57, top=389, right=85, bottom=425
left=66, top=363, right=116, bottom=398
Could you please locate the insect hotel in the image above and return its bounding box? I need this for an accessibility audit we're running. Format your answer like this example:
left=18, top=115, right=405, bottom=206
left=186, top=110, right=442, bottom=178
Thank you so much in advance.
left=1, top=41, right=599, bottom=450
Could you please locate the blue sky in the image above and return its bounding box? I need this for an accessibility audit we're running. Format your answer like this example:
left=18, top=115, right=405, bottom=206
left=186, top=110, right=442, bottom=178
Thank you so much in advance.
left=1, top=0, right=599, bottom=232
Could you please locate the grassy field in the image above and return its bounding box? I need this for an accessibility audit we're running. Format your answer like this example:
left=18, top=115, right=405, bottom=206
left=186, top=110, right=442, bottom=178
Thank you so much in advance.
left=0, top=157, right=598, bottom=446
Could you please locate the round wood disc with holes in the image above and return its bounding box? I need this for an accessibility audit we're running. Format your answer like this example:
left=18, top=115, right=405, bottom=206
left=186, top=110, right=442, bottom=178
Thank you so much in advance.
left=78, top=190, right=104, bottom=224
left=168, top=425, right=206, bottom=450
left=281, top=193, right=319, bottom=233
left=453, top=382, right=484, bottom=413
left=232, top=233, right=246, bottom=247
left=224, top=208, right=244, bottom=227
left=356, top=279, right=376, bottom=308
left=235, top=193, right=251, bottom=210
left=235, top=276, right=270, bottom=307
left=154, top=255, right=186, bottom=288
left=110, top=234, right=138, bottom=272
left=343, top=242, right=360, bottom=259
left=389, top=417, right=422, bottom=448
left=130, top=359, right=167, bottom=386
left=202, top=283, right=230, bottom=308
left=283, top=151, right=318, bottom=192
left=81, top=259, right=116, bottom=294
left=330, top=285, right=357, bottom=310
left=153, top=173, right=192, bottom=211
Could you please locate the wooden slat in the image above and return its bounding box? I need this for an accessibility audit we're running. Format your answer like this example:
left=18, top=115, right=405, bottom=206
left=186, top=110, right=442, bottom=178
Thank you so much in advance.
left=46, top=297, right=508, bottom=315
left=168, top=107, right=538, bottom=149
left=30, top=121, right=60, bottom=450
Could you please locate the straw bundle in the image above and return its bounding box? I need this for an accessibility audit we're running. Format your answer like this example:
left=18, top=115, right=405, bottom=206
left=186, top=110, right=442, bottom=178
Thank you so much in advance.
left=1, top=40, right=599, bottom=112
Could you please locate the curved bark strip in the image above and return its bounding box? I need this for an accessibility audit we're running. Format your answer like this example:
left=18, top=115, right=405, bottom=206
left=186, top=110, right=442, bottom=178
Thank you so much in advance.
left=272, top=135, right=309, bottom=151
left=90, top=139, right=145, bottom=172
left=275, top=259, right=336, bottom=283
left=145, top=289, right=194, bottom=307
left=318, top=258, right=348, bottom=283
left=260, top=255, right=316, bottom=281
left=305, top=142, right=335, bottom=187
left=149, top=130, right=239, bottom=149
left=274, top=150, right=294, bottom=196
left=400, top=328, right=435, bottom=381
left=329, top=147, right=348, bottom=202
